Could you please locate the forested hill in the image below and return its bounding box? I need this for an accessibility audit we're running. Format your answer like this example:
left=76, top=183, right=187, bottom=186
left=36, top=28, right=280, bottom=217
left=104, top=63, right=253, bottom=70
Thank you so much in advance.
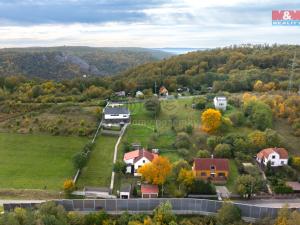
left=0, top=46, right=172, bottom=80
left=118, top=45, right=300, bottom=93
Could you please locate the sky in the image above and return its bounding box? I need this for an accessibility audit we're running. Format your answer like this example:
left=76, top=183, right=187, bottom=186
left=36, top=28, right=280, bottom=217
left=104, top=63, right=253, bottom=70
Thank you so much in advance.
left=0, top=0, right=299, bottom=48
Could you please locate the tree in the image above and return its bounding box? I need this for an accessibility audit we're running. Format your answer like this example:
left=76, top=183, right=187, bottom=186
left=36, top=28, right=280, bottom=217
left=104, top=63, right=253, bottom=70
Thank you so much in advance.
left=172, top=160, right=190, bottom=177
left=216, top=203, right=241, bottom=225
left=265, top=128, right=281, bottom=147
left=144, top=97, right=161, bottom=117
left=63, top=179, right=75, bottom=195
left=153, top=201, right=176, bottom=225
left=113, top=161, right=127, bottom=175
left=253, top=80, right=264, bottom=92
left=236, top=175, right=261, bottom=199
left=138, top=156, right=172, bottom=196
left=214, top=144, right=232, bottom=158
left=174, top=132, right=191, bottom=149
left=248, top=130, right=267, bottom=151
left=72, top=152, right=88, bottom=169
left=201, top=109, right=222, bottom=133
left=196, top=150, right=210, bottom=158
left=177, top=168, right=195, bottom=189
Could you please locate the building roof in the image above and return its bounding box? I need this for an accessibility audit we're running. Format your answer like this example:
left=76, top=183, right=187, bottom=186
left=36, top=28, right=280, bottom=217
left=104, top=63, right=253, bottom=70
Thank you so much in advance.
left=104, top=107, right=130, bottom=115
left=257, top=148, right=288, bottom=160
left=123, top=149, right=158, bottom=163
left=286, top=182, right=300, bottom=191
left=141, top=184, right=159, bottom=194
left=214, top=96, right=227, bottom=101
left=159, top=86, right=168, bottom=94
left=120, top=184, right=131, bottom=193
left=193, top=158, right=229, bottom=171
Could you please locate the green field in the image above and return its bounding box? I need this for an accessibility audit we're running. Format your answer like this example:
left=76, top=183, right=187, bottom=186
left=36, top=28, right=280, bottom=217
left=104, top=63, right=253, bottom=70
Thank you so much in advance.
left=0, top=133, right=87, bottom=190
left=77, top=135, right=118, bottom=188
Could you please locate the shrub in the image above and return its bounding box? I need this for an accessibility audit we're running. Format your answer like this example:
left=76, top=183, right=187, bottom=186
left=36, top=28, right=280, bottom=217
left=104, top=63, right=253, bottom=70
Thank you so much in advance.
left=196, top=150, right=210, bottom=158
left=229, top=111, right=245, bottom=126
left=216, top=203, right=241, bottom=225
left=190, top=180, right=216, bottom=195
left=73, top=152, right=88, bottom=169
left=174, top=132, right=191, bottom=149
left=63, top=179, right=75, bottom=194
left=214, top=144, right=232, bottom=158
left=185, top=124, right=193, bottom=135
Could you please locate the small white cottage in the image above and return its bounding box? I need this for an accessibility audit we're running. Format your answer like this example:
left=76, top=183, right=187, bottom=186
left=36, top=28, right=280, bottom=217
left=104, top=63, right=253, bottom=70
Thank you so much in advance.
left=123, top=149, right=158, bottom=176
left=213, top=96, right=227, bottom=111
left=256, top=147, right=289, bottom=167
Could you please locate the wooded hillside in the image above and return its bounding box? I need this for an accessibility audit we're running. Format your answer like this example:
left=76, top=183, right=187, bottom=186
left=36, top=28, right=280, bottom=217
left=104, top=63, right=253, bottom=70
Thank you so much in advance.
left=0, top=46, right=172, bottom=80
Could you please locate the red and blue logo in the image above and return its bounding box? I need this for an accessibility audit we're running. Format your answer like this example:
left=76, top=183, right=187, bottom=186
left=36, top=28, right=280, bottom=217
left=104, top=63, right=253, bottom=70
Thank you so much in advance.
left=272, top=10, right=300, bottom=26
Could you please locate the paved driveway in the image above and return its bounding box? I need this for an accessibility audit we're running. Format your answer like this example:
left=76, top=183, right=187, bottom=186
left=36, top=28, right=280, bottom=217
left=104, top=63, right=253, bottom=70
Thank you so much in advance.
left=216, top=186, right=230, bottom=199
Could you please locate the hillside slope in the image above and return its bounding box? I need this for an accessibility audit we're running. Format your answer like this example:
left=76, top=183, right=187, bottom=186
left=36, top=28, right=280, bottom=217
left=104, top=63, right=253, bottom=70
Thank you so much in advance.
left=0, top=46, right=172, bottom=80
left=118, top=45, right=300, bottom=93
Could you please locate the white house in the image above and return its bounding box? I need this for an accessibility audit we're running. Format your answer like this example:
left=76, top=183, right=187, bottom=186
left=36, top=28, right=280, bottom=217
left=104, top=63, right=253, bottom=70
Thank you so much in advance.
left=135, top=91, right=144, bottom=98
left=213, top=96, right=227, bottom=111
left=256, top=147, right=289, bottom=167
left=123, top=149, right=158, bottom=176
left=119, top=184, right=131, bottom=199
left=103, top=107, right=130, bottom=123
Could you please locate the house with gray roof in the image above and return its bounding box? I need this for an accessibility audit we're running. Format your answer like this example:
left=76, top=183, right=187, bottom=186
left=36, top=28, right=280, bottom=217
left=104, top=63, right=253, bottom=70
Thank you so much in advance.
left=103, top=107, right=130, bottom=123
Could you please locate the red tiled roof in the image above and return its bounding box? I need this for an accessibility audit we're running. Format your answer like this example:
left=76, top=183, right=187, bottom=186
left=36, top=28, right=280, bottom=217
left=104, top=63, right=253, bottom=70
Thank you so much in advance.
left=257, top=148, right=288, bottom=160
left=141, top=184, right=159, bottom=194
left=159, top=86, right=168, bottom=94
left=193, top=158, right=229, bottom=171
left=123, top=149, right=157, bottom=162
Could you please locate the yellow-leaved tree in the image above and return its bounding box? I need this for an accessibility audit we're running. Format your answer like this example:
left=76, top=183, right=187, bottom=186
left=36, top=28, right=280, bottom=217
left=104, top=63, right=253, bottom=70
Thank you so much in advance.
left=177, top=168, right=195, bottom=190
left=138, top=156, right=172, bottom=196
left=201, top=109, right=222, bottom=133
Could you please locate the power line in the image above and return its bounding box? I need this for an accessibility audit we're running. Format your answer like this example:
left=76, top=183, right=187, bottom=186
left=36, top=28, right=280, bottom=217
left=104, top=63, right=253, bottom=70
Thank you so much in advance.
left=288, top=51, right=297, bottom=95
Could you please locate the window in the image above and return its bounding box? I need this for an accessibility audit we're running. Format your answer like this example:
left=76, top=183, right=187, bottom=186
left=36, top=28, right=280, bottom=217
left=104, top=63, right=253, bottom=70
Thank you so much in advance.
left=271, top=161, right=275, bottom=165
left=201, top=172, right=206, bottom=176
left=281, top=161, right=284, bottom=164
left=143, top=160, right=145, bottom=163
left=272, top=155, right=275, bottom=159
left=218, top=173, right=225, bottom=177
left=210, top=165, right=215, bottom=170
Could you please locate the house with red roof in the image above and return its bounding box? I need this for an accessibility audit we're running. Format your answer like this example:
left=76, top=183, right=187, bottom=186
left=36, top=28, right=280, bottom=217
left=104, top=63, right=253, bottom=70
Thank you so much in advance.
left=256, top=147, right=288, bottom=167
left=123, top=149, right=158, bottom=176
left=192, top=158, right=229, bottom=182
left=159, top=86, right=168, bottom=97
left=141, top=184, right=159, bottom=198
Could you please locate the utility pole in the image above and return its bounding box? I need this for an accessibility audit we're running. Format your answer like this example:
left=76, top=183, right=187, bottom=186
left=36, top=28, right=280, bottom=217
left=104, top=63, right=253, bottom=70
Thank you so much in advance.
left=288, top=51, right=297, bottom=95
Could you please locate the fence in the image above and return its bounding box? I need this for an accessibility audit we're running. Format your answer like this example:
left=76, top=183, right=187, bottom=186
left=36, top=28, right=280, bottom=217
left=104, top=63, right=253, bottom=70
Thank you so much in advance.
left=3, top=198, right=282, bottom=221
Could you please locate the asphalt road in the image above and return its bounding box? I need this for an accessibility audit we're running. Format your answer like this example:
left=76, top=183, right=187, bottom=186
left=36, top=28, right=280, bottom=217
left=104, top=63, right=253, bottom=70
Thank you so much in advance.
left=235, top=198, right=300, bottom=208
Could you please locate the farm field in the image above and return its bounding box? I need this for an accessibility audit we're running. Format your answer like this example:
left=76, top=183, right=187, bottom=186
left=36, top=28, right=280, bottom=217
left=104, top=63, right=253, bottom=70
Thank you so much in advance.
left=77, top=135, right=118, bottom=188
left=0, top=132, right=87, bottom=190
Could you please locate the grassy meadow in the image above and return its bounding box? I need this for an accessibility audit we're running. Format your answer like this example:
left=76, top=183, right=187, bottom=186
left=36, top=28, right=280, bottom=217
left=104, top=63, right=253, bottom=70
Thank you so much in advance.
left=0, top=133, right=87, bottom=190
left=77, top=135, right=118, bottom=188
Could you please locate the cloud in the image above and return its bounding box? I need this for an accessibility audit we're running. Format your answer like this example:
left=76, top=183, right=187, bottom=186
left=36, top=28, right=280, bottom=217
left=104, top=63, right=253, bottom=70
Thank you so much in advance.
left=0, top=0, right=299, bottom=47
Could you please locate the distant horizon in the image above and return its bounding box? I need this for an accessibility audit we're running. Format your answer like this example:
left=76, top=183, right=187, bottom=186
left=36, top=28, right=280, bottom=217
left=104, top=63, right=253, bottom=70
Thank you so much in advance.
left=0, top=1, right=299, bottom=48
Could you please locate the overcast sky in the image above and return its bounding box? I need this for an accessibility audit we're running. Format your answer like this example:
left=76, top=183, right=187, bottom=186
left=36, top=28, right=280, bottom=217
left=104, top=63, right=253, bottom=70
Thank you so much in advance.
left=0, top=0, right=299, bottom=48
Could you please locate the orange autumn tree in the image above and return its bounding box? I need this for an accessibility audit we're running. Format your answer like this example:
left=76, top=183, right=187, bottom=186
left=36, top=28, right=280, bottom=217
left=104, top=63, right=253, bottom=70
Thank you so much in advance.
left=201, top=108, right=222, bottom=133
left=138, top=156, right=172, bottom=196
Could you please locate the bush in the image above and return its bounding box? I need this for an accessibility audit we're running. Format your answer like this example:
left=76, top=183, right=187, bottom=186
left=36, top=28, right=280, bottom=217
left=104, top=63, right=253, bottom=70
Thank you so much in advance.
left=214, top=144, right=232, bottom=158
left=174, top=132, right=191, bottom=149
left=229, top=111, right=245, bottom=126
left=73, top=152, right=88, bottom=169
left=63, top=179, right=75, bottom=194
left=194, top=96, right=207, bottom=110
left=216, top=203, right=241, bottom=225
left=190, top=180, right=216, bottom=195
left=185, top=124, right=193, bottom=135
left=177, top=148, right=189, bottom=157
left=207, top=136, right=221, bottom=150
left=196, top=150, right=210, bottom=158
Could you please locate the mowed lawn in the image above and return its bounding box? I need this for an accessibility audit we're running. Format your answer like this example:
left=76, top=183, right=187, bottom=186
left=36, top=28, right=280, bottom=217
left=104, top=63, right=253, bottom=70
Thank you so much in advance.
left=0, top=133, right=87, bottom=190
left=77, top=135, right=118, bottom=188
